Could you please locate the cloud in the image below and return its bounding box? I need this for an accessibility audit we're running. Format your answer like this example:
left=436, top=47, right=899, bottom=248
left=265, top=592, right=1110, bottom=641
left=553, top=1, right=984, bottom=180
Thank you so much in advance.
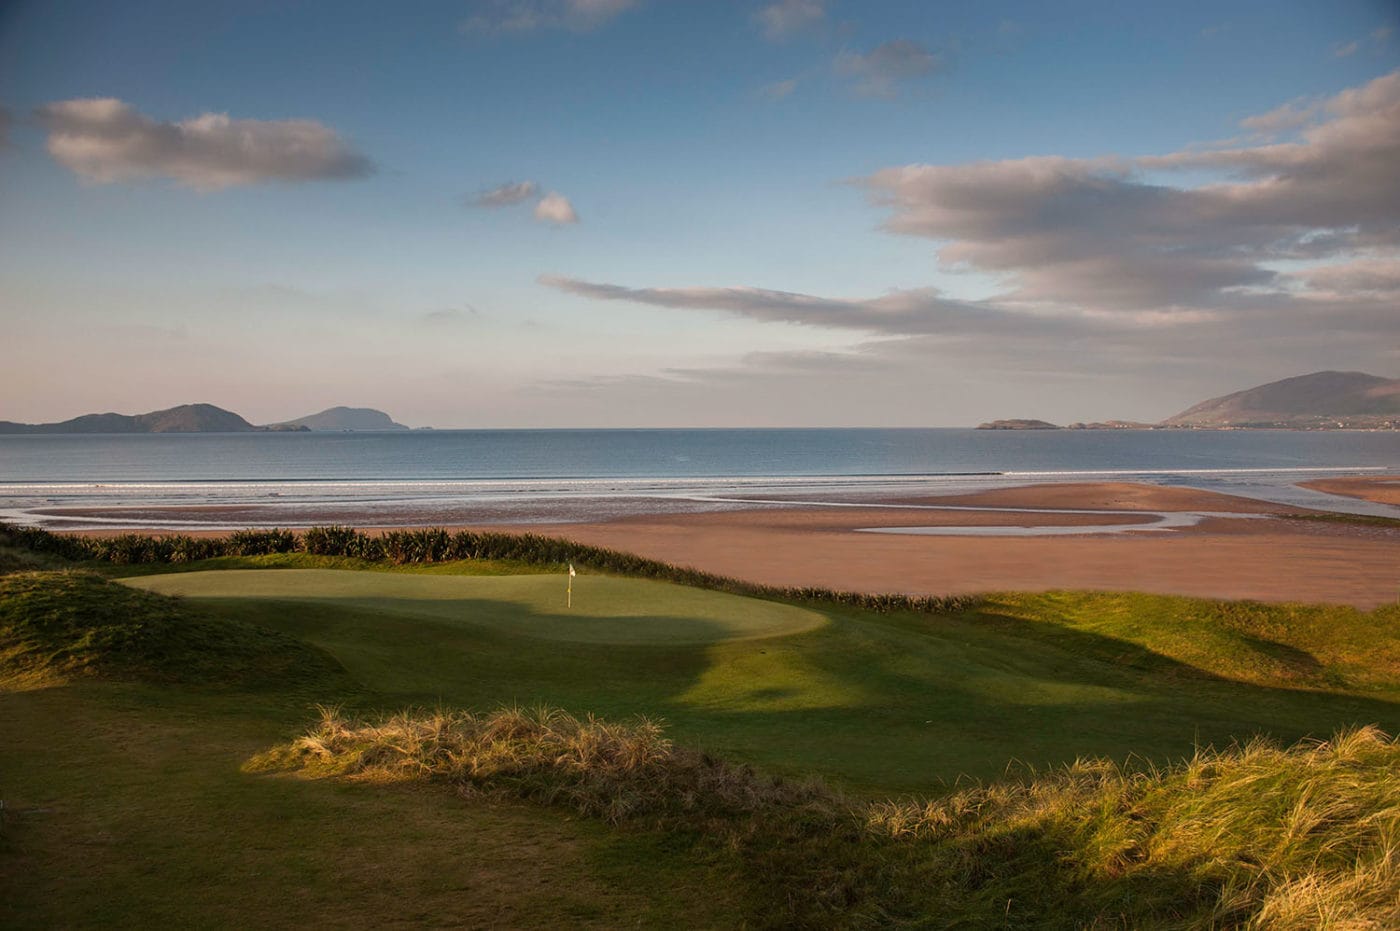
left=834, top=40, right=945, bottom=98
left=462, top=0, right=638, bottom=33
left=1239, top=98, right=1321, bottom=137
left=534, top=191, right=579, bottom=224
left=539, top=275, right=1103, bottom=339
left=1333, top=40, right=1360, bottom=58
left=755, top=0, right=825, bottom=41
left=469, top=179, right=578, bottom=224
left=35, top=98, right=372, bottom=190
left=419, top=306, right=481, bottom=325
left=757, top=78, right=799, bottom=101
left=540, top=70, right=1400, bottom=408
left=471, top=180, right=539, bottom=207
left=858, top=69, right=1400, bottom=313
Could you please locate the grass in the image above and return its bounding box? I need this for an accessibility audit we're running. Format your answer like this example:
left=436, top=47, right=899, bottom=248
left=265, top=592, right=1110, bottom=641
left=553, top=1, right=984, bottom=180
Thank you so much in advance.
left=257, top=705, right=1400, bottom=928
left=0, top=684, right=737, bottom=929
left=126, top=568, right=828, bottom=645
left=0, top=570, right=351, bottom=693
left=4, top=526, right=1400, bottom=926
left=119, top=567, right=1400, bottom=790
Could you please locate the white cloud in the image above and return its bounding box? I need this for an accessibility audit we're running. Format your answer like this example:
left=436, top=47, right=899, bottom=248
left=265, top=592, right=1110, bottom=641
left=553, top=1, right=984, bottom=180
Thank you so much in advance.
left=1333, top=40, right=1360, bottom=58
left=834, top=40, right=945, bottom=98
left=534, top=191, right=579, bottom=224
left=471, top=180, right=539, bottom=207
left=755, top=0, right=825, bottom=41
left=462, top=0, right=638, bottom=33
left=35, top=98, right=372, bottom=190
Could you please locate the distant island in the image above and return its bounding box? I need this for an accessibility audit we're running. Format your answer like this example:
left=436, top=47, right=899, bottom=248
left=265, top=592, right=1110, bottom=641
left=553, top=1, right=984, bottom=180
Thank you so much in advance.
left=977, top=419, right=1059, bottom=430
left=0, top=403, right=411, bottom=434
left=978, top=371, right=1400, bottom=430
left=271, top=407, right=410, bottom=432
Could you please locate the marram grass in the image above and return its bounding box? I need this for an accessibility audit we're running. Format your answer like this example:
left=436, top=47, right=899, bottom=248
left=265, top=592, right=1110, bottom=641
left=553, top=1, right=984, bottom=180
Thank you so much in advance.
left=255, top=707, right=1400, bottom=929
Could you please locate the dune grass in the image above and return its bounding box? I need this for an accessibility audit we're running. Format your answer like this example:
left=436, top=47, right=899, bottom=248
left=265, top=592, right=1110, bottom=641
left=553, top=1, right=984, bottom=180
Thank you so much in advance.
left=257, top=705, right=1400, bottom=928
left=0, top=570, right=350, bottom=693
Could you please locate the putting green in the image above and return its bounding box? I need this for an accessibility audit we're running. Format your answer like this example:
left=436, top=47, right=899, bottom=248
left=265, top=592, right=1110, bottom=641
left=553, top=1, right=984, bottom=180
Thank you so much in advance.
left=124, top=569, right=827, bottom=645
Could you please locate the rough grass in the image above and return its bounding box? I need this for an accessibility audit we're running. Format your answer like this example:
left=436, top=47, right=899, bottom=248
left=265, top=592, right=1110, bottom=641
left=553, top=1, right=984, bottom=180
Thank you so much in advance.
left=249, top=704, right=832, bottom=824
left=257, top=707, right=1400, bottom=929
left=0, top=570, right=349, bottom=691
left=981, top=591, right=1400, bottom=698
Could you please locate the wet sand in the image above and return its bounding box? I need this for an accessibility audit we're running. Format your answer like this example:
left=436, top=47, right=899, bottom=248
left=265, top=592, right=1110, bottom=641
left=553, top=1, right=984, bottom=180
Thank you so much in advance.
left=63, top=482, right=1400, bottom=608
left=1301, top=476, right=1400, bottom=507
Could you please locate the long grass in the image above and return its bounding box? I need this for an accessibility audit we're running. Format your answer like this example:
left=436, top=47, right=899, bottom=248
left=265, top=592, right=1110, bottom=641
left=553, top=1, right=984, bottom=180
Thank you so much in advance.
left=0, top=521, right=979, bottom=616
left=256, top=707, right=1400, bottom=928
left=0, top=570, right=349, bottom=691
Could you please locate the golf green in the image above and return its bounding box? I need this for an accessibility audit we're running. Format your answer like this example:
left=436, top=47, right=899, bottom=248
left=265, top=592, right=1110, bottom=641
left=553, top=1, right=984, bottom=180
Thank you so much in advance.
left=125, top=568, right=827, bottom=645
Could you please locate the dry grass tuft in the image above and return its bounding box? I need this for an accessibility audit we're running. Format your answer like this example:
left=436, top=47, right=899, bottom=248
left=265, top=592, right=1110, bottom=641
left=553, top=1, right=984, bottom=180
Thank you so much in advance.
left=256, top=708, right=1400, bottom=927
left=252, top=704, right=833, bottom=825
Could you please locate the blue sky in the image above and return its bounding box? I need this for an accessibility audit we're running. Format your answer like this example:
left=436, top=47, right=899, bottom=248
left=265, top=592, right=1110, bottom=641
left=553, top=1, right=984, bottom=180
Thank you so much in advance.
left=1, top=0, right=1397, bottom=426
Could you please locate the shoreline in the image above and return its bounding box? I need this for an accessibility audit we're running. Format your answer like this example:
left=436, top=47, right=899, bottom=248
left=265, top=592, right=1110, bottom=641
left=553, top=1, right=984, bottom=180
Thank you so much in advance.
left=22, top=480, right=1398, bottom=610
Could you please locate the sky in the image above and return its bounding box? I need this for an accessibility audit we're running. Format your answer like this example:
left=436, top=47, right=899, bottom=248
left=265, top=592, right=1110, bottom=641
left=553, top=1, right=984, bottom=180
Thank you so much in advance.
left=1, top=0, right=1398, bottom=428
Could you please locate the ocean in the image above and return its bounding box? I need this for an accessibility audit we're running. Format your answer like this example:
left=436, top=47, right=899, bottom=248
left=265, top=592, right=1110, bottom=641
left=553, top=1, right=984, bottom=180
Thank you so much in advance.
left=1, top=428, right=1397, bottom=530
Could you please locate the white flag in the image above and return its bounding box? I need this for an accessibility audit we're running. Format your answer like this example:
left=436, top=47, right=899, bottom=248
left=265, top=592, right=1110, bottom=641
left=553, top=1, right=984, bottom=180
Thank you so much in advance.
left=568, top=563, right=576, bottom=577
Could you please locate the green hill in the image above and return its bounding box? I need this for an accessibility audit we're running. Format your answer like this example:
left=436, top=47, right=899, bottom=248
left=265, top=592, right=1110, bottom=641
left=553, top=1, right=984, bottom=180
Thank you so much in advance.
left=0, top=402, right=296, bottom=434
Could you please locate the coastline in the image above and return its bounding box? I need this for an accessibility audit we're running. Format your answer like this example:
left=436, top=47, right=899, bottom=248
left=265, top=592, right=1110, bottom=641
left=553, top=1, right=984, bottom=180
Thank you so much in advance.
left=45, top=480, right=1400, bottom=610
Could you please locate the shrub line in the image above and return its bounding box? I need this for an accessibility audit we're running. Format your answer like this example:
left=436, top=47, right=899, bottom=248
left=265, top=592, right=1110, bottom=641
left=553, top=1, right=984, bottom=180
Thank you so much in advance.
left=0, top=521, right=979, bottom=616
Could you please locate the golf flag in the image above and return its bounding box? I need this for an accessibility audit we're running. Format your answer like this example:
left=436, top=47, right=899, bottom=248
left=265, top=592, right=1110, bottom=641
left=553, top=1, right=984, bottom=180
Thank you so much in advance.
left=569, top=563, right=576, bottom=577
left=567, top=563, right=575, bottom=607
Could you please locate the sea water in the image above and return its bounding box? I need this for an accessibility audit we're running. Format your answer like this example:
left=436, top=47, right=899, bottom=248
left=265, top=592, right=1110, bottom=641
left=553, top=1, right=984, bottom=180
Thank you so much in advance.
left=1, top=428, right=1397, bottom=529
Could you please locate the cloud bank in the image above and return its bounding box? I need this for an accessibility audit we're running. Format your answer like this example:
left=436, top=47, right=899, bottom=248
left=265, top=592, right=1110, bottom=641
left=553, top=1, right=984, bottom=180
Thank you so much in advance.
left=542, top=70, right=1400, bottom=401
left=36, top=98, right=372, bottom=190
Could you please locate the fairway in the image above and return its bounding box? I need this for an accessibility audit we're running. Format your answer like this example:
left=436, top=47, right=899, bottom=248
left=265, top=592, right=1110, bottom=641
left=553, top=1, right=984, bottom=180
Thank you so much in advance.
left=125, top=568, right=827, bottom=645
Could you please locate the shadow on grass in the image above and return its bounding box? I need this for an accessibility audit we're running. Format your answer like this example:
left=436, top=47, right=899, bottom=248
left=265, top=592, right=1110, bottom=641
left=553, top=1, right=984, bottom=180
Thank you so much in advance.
left=191, top=592, right=1400, bottom=790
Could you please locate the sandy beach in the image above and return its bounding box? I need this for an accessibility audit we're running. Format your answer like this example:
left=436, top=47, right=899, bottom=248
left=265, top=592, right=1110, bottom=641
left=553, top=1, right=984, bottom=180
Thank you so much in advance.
left=65, top=481, right=1400, bottom=609
left=1301, top=476, right=1400, bottom=506
left=501, top=483, right=1400, bottom=609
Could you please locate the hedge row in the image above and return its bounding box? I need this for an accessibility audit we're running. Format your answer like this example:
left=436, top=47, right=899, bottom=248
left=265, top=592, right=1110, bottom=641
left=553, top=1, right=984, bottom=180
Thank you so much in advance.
left=0, top=521, right=978, bottom=616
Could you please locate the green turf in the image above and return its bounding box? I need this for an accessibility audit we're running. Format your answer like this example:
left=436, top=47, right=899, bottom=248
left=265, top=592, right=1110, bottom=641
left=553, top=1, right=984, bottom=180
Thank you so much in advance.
left=7, top=561, right=1400, bottom=927
left=0, top=683, right=739, bottom=929
left=125, top=568, right=828, bottom=645
left=122, top=567, right=1400, bottom=791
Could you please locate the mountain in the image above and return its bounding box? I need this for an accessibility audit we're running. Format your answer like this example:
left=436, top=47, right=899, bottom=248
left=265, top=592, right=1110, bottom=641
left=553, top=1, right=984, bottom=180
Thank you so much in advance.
left=0, top=403, right=297, bottom=435
left=274, top=407, right=409, bottom=431
left=1162, top=371, right=1400, bottom=428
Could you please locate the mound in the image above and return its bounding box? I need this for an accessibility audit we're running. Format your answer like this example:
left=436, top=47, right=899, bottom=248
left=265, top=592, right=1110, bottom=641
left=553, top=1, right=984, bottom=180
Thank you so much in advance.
left=258, top=707, right=1400, bottom=928
left=0, top=571, right=349, bottom=690
left=124, top=569, right=828, bottom=645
